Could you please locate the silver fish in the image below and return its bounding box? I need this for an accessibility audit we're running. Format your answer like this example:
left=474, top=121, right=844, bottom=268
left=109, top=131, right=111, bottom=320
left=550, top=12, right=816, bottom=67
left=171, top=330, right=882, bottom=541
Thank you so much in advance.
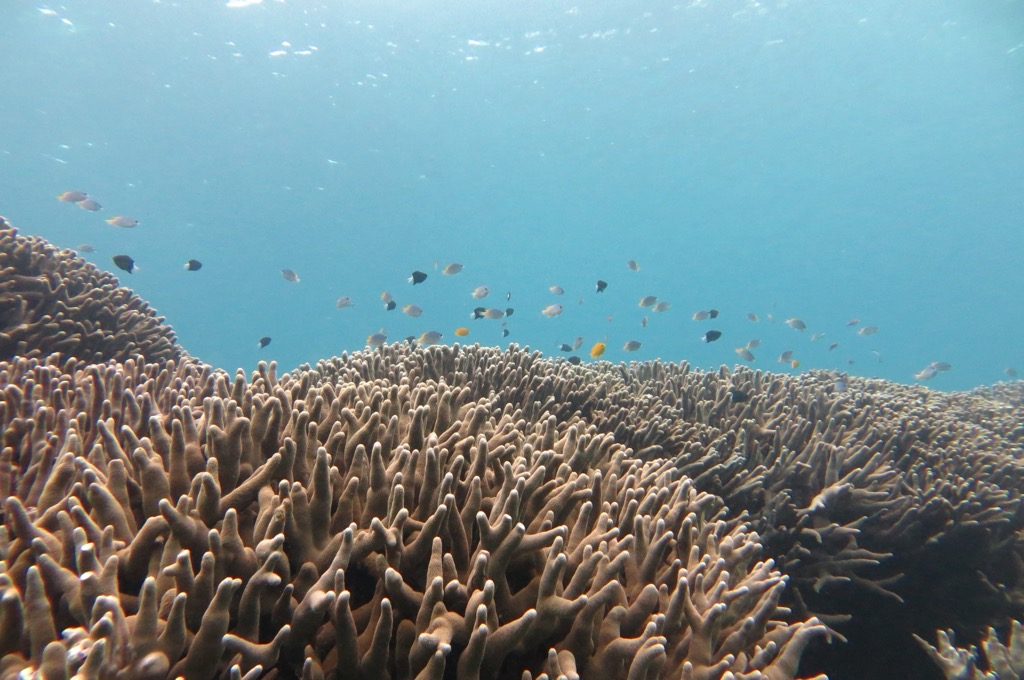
left=442, top=263, right=463, bottom=275
left=282, top=269, right=300, bottom=283
left=858, top=326, right=879, bottom=336
left=623, top=340, right=641, bottom=352
left=549, top=285, right=565, bottom=295
left=735, top=347, right=755, bottom=362
left=336, top=296, right=354, bottom=309
left=541, top=304, right=563, bottom=318
left=402, top=304, right=423, bottom=317
left=418, top=330, right=442, bottom=346
left=786, top=318, right=806, bottom=330
left=472, top=286, right=490, bottom=300
left=654, top=301, right=671, bottom=313
left=638, top=296, right=657, bottom=308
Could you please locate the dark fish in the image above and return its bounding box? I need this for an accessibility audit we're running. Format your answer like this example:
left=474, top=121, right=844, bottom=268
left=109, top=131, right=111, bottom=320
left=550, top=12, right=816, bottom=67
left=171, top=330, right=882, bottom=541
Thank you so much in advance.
left=709, top=309, right=719, bottom=319
left=729, top=389, right=749, bottom=403
left=559, top=343, right=573, bottom=352
left=567, top=356, right=581, bottom=365
left=184, top=259, right=202, bottom=271
left=1006, top=368, right=1018, bottom=378
left=112, top=255, right=135, bottom=273
left=385, top=300, right=397, bottom=311
left=282, top=269, right=300, bottom=283
left=502, top=328, right=510, bottom=337
left=408, top=270, right=427, bottom=284
left=257, top=336, right=272, bottom=349
left=405, top=335, right=416, bottom=344
left=472, top=307, right=487, bottom=319
left=828, top=342, right=839, bottom=352
left=702, top=330, right=722, bottom=343
left=505, top=307, right=515, bottom=317
left=506, top=291, right=512, bottom=301
left=596, top=280, right=607, bottom=293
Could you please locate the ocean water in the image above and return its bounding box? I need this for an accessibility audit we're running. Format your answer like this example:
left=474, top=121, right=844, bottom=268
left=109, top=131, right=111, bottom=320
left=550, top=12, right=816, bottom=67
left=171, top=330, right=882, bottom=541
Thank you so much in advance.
left=1, top=0, right=1022, bottom=390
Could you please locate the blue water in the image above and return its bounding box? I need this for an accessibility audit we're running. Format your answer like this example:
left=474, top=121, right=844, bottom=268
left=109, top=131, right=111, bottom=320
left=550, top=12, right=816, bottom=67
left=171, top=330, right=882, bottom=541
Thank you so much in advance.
left=1, top=0, right=1022, bottom=390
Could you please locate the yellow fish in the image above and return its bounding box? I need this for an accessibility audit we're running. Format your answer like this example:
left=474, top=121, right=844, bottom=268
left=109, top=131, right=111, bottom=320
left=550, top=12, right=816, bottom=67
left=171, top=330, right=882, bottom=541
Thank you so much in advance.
left=454, top=327, right=470, bottom=337
left=589, top=342, right=606, bottom=359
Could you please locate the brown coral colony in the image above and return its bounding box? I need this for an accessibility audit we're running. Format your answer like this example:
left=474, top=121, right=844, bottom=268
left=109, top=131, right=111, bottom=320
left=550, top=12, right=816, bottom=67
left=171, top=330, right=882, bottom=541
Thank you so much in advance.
left=1, top=223, right=1022, bottom=680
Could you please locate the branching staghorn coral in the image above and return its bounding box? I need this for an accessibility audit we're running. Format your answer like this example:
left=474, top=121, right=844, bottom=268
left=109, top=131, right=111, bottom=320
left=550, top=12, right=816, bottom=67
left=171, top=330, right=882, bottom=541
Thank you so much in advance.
left=915, top=620, right=1024, bottom=679
left=0, top=223, right=180, bottom=363
left=0, top=351, right=830, bottom=679
left=310, top=345, right=1024, bottom=678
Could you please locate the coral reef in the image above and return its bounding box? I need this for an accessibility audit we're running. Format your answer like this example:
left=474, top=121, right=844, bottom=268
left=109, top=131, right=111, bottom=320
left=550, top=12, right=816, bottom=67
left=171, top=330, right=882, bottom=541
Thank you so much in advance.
left=0, top=221, right=180, bottom=363
left=0, top=352, right=830, bottom=679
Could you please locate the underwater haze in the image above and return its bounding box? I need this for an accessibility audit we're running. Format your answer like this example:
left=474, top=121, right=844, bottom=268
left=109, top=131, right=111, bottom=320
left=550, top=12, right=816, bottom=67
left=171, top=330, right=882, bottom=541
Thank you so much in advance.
left=1, top=0, right=1022, bottom=390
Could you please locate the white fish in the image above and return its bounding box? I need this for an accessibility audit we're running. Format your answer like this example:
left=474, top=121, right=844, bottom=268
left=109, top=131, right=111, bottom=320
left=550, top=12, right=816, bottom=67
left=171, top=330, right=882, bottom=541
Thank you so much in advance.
left=418, top=330, right=442, bottom=346
left=746, top=339, right=761, bottom=349
left=692, top=310, right=710, bottom=321
left=483, top=308, right=505, bottom=319
left=735, top=348, right=755, bottom=362
left=638, top=296, right=657, bottom=308
left=573, top=336, right=584, bottom=350
left=106, top=215, right=139, bottom=228
left=402, top=304, right=423, bottom=317
left=77, top=198, right=101, bottom=212
left=442, top=263, right=463, bottom=275
left=811, top=332, right=826, bottom=342
left=549, top=285, right=565, bottom=295
left=915, top=366, right=938, bottom=381
left=336, top=296, right=354, bottom=309
left=786, top=318, right=806, bottom=330
left=654, top=301, right=671, bottom=313
left=57, top=190, right=87, bottom=203
left=282, top=269, right=300, bottom=283
left=541, top=304, right=564, bottom=318
left=858, top=326, right=879, bottom=336
left=472, top=286, right=490, bottom=300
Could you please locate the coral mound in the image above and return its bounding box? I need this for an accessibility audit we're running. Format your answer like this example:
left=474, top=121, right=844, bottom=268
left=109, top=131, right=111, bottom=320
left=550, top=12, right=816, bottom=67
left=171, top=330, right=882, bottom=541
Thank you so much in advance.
left=0, top=221, right=180, bottom=363
left=0, top=352, right=829, bottom=680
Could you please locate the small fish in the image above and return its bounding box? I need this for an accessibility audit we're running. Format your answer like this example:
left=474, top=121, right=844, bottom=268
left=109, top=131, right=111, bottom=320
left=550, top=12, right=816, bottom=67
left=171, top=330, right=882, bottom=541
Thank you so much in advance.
left=405, top=336, right=417, bottom=344
left=282, top=269, right=300, bottom=283
left=106, top=216, right=139, bottom=228
left=811, top=332, right=826, bottom=342
left=595, top=280, right=608, bottom=293
left=730, top=389, right=749, bottom=403
left=385, top=300, right=397, bottom=311
left=623, top=340, right=641, bottom=352
left=402, top=304, right=423, bottom=317
left=418, top=330, right=442, bottom=346
left=567, top=355, right=581, bottom=365
left=381, top=291, right=394, bottom=304
left=483, top=308, right=505, bottom=319
left=184, top=259, right=203, bottom=271
left=627, top=260, right=640, bottom=272
left=257, top=336, right=272, bottom=349
left=702, top=330, right=722, bottom=343
left=786, top=318, right=806, bottom=330
left=654, top=301, right=671, bottom=313
left=336, top=296, right=354, bottom=309
left=835, top=373, right=848, bottom=392
left=442, top=263, right=463, bottom=276
left=77, top=198, right=101, bottom=212
left=692, top=310, right=709, bottom=321
left=590, top=342, right=607, bottom=358
left=541, top=304, right=564, bottom=318
left=472, top=286, right=490, bottom=300
left=76, top=244, right=95, bottom=253
left=746, top=339, right=761, bottom=349
left=930, top=361, right=952, bottom=372
left=408, top=270, right=428, bottom=285
left=472, top=307, right=487, bottom=319
left=778, top=350, right=794, bottom=364
left=57, top=191, right=88, bottom=203
left=847, top=319, right=860, bottom=326
left=790, top=359, right=800, bottom=369
left=549, top=285, right=565, bottom=295
left=573, top=337, right=584, bottom=350
left=366, top=331, right=387, bottom=348
left=747, top=313, right=759, bottom=322
left=709, top=309, right=719, bottom=319
left=828, top=342, right=839, bottom=352
left=641, top=316, right=649, bottom=328
left=1006, top=368, right=1018, bottom=378
left=506, top=291, right=512, bottom=301
left=112, top=255, right=136, bottom=273
left=735, top=347, right=755, bottom=362
left=501, top=328, right=510, bottom=338
left=454, top=327, right=470, bottom=337
left=858, top=326, right=879, bottom=336
left=559, top=343, right=573, bottom=352
left=505, top=307, right=515, bottom=317
left=639, top=296, right=657, bottom=308
left=915, top=366, right=938, bottom=381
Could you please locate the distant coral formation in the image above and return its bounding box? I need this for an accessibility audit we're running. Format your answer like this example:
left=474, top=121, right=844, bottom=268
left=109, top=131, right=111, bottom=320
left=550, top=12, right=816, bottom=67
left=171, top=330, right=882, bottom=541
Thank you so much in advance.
left=1, top=228, right=1022, bottom=680
left=0, top=220, right=180, bottom=363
